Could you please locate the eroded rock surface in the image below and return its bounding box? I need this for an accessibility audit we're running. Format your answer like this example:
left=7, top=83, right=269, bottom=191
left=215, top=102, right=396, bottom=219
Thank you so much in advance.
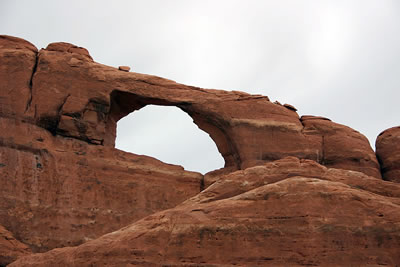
left=376, top=126, right=400, bottom=182
left=11, top=158, right=400, bottom=266
left=0, top=224, right=31, bottom=266
left=0, top=116, right=201, bottom=253
left=0, top=35, right=37, bottom=119
left=1, top=35, right=399, bottom=266
left=0, top=35, right=380, bottom=177
left=0, top=38, right=202, bottom=254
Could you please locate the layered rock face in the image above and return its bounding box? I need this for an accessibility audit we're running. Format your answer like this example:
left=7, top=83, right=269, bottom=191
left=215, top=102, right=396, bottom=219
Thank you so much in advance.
left=11, top=158, right=400, bottom=266
left=0, top=36, right=202, bottom=261
left=1, top=35, right=399, bottom=266
left=0, top=116, right=201, bottom=252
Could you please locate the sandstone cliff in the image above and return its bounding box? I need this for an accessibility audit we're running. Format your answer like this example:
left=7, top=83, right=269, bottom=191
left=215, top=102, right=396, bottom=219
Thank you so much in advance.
left=1, top=35, right=399, bottom=266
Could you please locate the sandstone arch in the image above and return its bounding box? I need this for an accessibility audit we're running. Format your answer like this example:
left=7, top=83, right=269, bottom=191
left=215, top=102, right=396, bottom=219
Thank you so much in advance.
left=114, top=103, right=225, bottom=173
left=1, top=36, right=382, bottom=178
left=4, top=36, right=400, bottom=264
left=108, top=90, right=238, bottom=169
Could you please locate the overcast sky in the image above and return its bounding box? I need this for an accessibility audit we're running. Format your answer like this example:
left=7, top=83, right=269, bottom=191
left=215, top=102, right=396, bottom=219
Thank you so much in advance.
left=1, top=1, right=399, bottom=174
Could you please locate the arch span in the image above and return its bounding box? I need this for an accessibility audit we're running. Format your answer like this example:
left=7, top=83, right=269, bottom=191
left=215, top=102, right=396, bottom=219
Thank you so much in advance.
left=115, top=105, right=224, bottom=173
left=27, top=41, right=382, bottom=178
left=107, top=90, right=240, bottom=170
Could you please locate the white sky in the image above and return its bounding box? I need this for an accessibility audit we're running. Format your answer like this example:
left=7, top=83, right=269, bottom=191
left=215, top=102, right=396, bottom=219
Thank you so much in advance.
left=1, top=1, right=399, bottom=173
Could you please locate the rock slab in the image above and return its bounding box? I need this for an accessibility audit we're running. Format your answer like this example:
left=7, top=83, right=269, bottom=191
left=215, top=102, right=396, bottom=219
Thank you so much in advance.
left=11, top=158, right=400, bottom=266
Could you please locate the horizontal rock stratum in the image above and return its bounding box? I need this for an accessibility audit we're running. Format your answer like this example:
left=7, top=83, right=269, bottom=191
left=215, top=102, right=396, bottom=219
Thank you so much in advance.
left=1, top=35, right=399, bottom=266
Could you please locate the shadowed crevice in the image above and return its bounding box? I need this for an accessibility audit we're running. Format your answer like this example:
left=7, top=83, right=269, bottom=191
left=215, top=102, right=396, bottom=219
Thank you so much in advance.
left=25, top=51, right=39, bottom=113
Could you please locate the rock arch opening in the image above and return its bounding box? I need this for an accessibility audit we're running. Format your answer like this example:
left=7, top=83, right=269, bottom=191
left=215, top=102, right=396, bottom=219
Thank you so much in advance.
left=115, top=104, right=225, bottom=174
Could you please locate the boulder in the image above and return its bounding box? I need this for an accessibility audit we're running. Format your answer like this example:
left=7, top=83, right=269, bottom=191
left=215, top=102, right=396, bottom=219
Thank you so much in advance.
left=118, top=66, right=131, bottom=72
left=300, top=115, right=381, bottom=178
left=376, top=126, right=400, bottom=182
left=46, top=42, right=93, bottom=61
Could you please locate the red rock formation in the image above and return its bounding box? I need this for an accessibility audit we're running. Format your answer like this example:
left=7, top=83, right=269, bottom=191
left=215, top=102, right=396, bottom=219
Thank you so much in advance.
left=1, top=35, right=399, bottom=266
left=300, top=115, right=381, bottom=178
left=11, top=158, right=400, bottom=266
left=0, top=115, right=202, bottom=252
left=0, top=224, right=31, bottom=266
left=0, top=36, right=37, bottom=119
left=1, top=35, right=379, bottom=178
left=0, top=36, right=202, bottom=253
left=376, top=126, right=400, bottom=182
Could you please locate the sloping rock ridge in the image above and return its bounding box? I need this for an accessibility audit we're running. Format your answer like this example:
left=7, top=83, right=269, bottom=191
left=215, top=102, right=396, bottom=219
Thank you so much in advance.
left=0, top=35, right=399, bottom=266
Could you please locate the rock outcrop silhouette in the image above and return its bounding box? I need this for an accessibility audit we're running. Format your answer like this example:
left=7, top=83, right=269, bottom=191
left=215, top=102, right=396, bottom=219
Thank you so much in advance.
left=1, top=35, right=399, bottom=266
